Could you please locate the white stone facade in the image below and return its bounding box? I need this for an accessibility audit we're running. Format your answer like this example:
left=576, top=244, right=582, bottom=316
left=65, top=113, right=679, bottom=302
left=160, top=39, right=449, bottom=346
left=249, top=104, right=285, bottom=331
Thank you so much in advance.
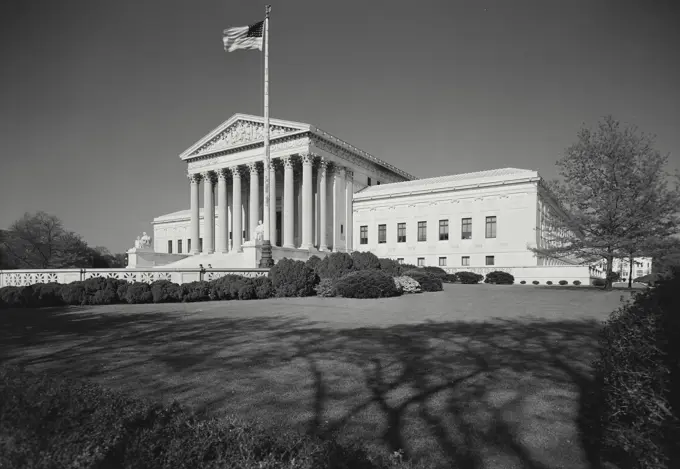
left=148, top=114, right=599, bottom=283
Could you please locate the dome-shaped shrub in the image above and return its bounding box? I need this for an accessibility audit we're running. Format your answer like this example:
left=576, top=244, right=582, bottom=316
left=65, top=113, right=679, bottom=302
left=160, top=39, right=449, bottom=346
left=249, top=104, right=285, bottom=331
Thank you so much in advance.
left=559, top=280, right=568, bottom=286
left=573, top=280, right=582, bottom=286
left=403, top=270, right=443, bottom=292
left=315, top=252, right=353, bottom=280
left=532, top=280, right=540, bottom=285
left=456, top=271, right=484, bottom=284
left=335, top=270, right=401, bottom=298
left=351, top=251, right=381, bottom=271
left=520, top=280, right=526, bottom=285
left=484, top=271, right=515, bottom=285
left=269, top=258, right=319, bottom=297
left=421, top=266, right=448, bottom=281
left=546, top=281, right=553, bottom=285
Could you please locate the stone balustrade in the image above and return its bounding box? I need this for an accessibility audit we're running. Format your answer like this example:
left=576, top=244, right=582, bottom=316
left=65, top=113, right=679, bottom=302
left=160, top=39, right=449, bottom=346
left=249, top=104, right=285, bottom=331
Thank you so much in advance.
left=0, top=268, right=269, bottom=288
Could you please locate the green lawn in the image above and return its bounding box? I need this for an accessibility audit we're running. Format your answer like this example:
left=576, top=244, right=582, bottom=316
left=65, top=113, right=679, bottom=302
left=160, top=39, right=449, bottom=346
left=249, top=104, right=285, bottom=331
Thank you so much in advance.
left=0, top=284, right=629, bottom=469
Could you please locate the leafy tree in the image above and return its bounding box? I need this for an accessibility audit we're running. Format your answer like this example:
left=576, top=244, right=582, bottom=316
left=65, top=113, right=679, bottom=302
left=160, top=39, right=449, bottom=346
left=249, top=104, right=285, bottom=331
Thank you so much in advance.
left=532, top=116, right=680, bottom=290
left=1, top=212, right=92, bottom=268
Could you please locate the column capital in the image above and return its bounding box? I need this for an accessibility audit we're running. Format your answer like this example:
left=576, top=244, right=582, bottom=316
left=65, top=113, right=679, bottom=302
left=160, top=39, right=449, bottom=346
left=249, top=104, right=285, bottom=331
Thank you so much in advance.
left=300, top=152, right=314, bottom=165
left=202, top=170, right=216, bottom=184
left=217, top=168, right=230, bottom=180
left=334, top=165, right=346, bottom=178
left=345, top=169, right=354, bottom=181
left=227, top=165, right=244, bottom=178
left=247, top=161, right=260, bottom=174
left=188, top=173, right=202, bottom=183
left=281, top=155, right=294, bottom=170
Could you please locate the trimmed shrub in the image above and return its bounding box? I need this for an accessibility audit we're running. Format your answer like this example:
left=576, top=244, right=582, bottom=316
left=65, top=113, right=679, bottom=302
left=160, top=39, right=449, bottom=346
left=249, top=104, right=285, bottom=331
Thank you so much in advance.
left=179, top=281, right=210, bottom=302
left=593, top=278, right=606, bottom=287
left=443, top=273, right=457, bottom=283
left=209, top=274, right=245, bottom=300
left=520, top=280, right=526, bottom=285
left=150, top=280, right=181, bottom=303
left=335, top=270, right=401, bottom=298
left=315, top=252, right=353, bottom=280
left=30, top=283, right=66, bottom=307
left=60, top=283, right=87, bottom=305
left=251, top=276, right=274, bottom=299
left=559, top=280, right=568, bottom=286
left=269, top=258, right=319, bottom=297
left=532, top=280, right=539, bottom=285
left=421, top=266, right=448, bottom=281
left=314, top=278, right=336, bottom=297
left=484, top=271, right=515, bottom=285
left=573, top=280, right=582, bottom=286
left=238, top=284, right=256, bottom=300
left=394, top=275, right=422, bottom=294
left=457, top=271, right=484, bottom=284
left=351, top=251, right=381, bottom=271
left=592, top=269, right=680, bottom=469
left=305, top=255, right=322, bottom=271
left=546, top=281, right=553, bottom=285
left=403, top=270, right=443, bottom=292
left=377, top=258, right=401, bottom=276
left=123, top=282, right=153, bottom=304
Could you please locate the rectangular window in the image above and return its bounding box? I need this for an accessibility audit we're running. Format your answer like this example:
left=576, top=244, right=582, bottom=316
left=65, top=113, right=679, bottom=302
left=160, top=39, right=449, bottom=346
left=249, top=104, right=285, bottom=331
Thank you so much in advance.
left=438, top=257, right=447, bottom=267
left=377, top=181, right=380, bottom=185
left=167, top=240, right=173, bottom=253
left=461, top=218, right=472, bottom=239
left=199, top=238, right=203, bottom=252
left=397, top=222, right=406, bottom=242
left=177, top=240, right=182, bottom=254
left=360, top=225, right=368, bottom=244
left=439, top=219, right=449, bottom=240
left=367, top=177, right=372, bottom=186
left=378, top=224, right=386, bottom=243
left=462, top=256, right=470, bottom=266
left=485, top=216, right=497, bottom=238
left=485, top=255, right=495, bottom=266
left=417, top=257, right=425, bottom=267
left=187, top=239, right=192, bottom=252
left=418, top=221, right=427, bottom=242
left=397, top=258, right=404, bottom=264
left=341, top=224, right=344, bottom=234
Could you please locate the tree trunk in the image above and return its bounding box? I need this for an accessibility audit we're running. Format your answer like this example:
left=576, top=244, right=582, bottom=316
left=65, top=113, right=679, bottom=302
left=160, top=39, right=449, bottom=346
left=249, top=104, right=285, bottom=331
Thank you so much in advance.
left=605, top=254, right=614, bottom=290
left=628, top=253, right=634, bottom=289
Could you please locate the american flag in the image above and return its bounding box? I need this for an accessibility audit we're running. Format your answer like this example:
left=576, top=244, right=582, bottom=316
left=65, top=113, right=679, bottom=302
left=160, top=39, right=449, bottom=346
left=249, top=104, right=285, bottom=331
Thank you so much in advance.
left=223, top=20, right=264, bottom=52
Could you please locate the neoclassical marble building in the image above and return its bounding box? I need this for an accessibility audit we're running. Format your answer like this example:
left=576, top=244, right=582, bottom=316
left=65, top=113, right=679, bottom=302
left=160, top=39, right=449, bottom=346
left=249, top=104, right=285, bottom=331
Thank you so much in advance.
left=150, top=113, right=597, bottom=283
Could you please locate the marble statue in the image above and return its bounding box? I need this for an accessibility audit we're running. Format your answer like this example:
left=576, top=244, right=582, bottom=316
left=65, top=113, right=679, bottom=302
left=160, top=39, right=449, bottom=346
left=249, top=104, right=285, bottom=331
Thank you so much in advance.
left=134, top=236, right=142, bottom=249
left=141, top=232, right=151, bottom=248
left=254, top=220, right=265, bottom=242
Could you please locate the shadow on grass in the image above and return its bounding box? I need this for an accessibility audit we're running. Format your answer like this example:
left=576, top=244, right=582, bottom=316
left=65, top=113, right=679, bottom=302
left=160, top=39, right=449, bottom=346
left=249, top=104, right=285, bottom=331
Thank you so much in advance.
left=0, top=304, right=608, bottom=469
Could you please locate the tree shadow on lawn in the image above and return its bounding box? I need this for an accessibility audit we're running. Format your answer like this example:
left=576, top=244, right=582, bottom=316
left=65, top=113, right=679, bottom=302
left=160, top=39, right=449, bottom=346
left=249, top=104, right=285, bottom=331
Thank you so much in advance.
left=0, top=305, right=607, bottom=469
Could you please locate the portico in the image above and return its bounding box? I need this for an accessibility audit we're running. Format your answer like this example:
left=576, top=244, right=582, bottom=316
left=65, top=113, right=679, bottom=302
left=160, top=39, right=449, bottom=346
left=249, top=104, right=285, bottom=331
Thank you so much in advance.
left=153, top=113, right=413, bottom=268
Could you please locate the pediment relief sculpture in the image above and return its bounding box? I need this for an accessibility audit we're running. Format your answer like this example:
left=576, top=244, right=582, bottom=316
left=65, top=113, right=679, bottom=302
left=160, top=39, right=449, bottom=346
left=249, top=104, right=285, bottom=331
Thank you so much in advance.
left=193, top=121, right=299, bottom=155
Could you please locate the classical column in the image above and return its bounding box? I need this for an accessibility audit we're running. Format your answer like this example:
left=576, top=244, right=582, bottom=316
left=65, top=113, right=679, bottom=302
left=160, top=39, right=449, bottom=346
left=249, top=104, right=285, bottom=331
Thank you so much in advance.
left=202, top=171, right=215, bottom=254
left=216, top=169, right=229, bottom=253
left=248, top=162, right=260, bottom=241
left=189, top=173, right=201, bottom=254
left=282, top=156, right=295, bottom=249
left=318, top=159, right=328, bottom=251
left=269, top=161, right=277, bottom=245
left=345, top=169, right=354, bottom=252
left=300, top=153, right=314, bottom=250
left=231, top=166, right=243, bottom=252
left=332, top=166, right=345, bottom=251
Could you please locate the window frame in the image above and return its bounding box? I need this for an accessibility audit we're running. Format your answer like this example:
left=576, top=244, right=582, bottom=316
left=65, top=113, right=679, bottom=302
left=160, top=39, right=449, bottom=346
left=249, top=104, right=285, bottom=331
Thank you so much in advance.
left=378, top=224, right=387, bottom=244
left=485, top=216, right=497, bottom=239
left=461, top=218, right=472, bottom=240
left=461, top=256, right=470, bottom=266
left=417, top=221, right=427, bottom=242
left=439, top=219, right=449, bottom=241
left=177, top=239, right=182, bottom=254
left=417, top=257, right=425, bottom=267
left=485, top=255, right=495, bottom=266
left=360, top=225, right=368, bottom=244
left=438, top=257, right=447, bottom=267
left=397, top=222, right=406, bottom=243
left=167, top=240, right=173, bottom=254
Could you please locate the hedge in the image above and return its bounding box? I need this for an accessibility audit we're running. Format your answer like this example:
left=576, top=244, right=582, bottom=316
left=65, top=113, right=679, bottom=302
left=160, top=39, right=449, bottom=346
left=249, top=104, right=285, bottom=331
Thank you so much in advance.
left=0, top=365, right=416, bottom=469
left=456, top=271, right=484, bottom=284
left=334, top=270, right=402, bottom=299
left=484, top=271, right=514, bottom=285
left=591, top=268, right=680, bottom=469
left=402, top=270, right=443, bottom=292
left=269, top=258, right=319, bottom=297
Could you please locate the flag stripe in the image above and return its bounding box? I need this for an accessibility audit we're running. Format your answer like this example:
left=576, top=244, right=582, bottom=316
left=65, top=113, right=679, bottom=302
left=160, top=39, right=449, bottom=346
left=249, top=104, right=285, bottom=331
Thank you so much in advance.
left=223, top=21, right=264, bottom=52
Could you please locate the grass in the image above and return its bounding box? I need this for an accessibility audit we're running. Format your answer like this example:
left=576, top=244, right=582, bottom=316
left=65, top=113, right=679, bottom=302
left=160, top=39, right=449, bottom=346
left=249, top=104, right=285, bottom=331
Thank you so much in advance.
left=0, top=284, right=627, bottom=469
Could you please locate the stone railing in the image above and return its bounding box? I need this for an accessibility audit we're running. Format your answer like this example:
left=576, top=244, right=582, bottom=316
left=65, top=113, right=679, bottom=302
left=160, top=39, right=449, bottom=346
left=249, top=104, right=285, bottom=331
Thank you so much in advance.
left=0, top=268, right=269, bottom=288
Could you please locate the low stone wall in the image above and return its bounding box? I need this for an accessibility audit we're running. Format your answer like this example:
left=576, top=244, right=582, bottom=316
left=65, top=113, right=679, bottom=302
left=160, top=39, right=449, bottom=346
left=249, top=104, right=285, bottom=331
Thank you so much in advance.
left=443, top=265, right=602, bottom=284
left=0, top=268, right=269, bottom=288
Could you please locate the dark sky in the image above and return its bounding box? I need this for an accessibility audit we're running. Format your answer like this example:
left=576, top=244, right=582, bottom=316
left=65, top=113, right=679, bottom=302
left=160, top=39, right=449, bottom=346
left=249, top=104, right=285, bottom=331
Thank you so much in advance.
left=1, top=0, right=679, bottom=253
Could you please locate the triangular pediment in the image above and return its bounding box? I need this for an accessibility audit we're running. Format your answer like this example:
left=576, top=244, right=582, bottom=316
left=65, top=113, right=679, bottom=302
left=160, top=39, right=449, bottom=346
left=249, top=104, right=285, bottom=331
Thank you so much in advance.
left=180, top=114, right=310, bottom=159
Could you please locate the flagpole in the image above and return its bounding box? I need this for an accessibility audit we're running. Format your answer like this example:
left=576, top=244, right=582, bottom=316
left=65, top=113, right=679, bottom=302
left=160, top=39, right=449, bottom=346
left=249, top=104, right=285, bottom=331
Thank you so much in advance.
left=259, top=4, right=274, bottom=267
